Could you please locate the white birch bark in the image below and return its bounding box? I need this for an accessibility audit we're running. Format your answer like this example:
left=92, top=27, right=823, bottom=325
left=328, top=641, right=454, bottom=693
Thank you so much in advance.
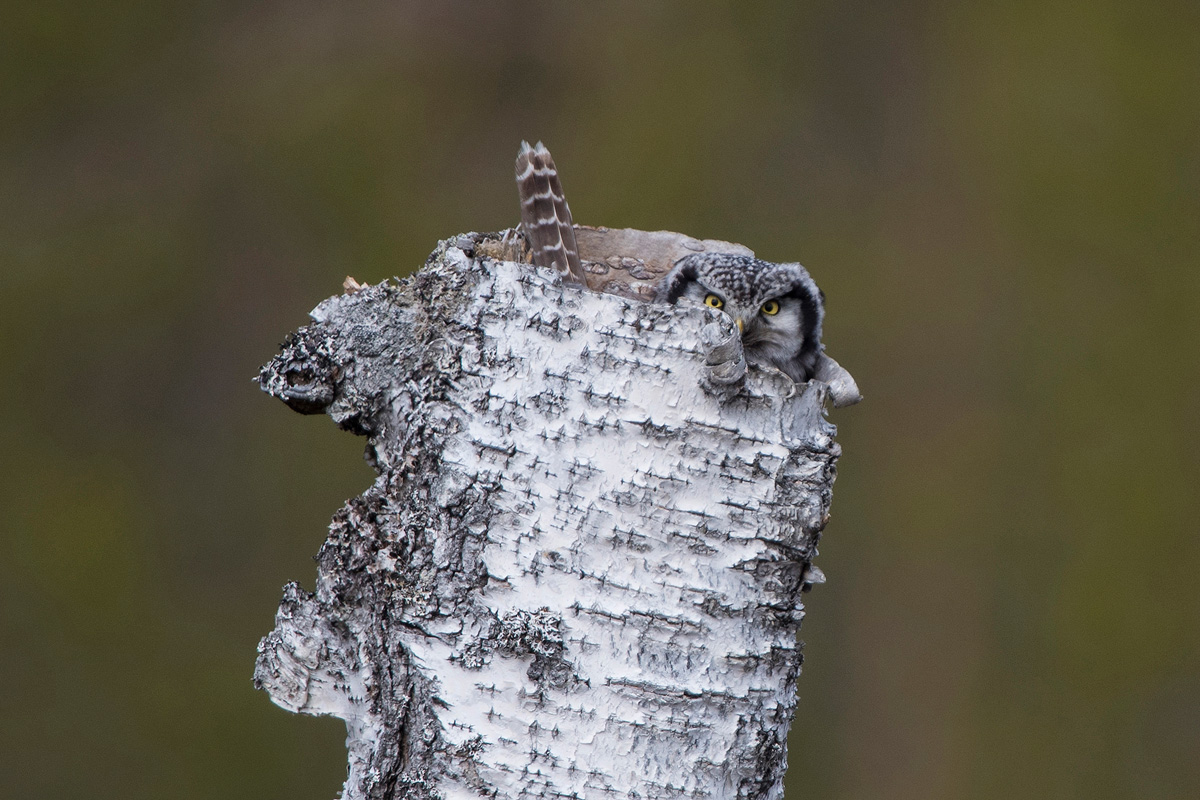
left=255, top=230, right=849, bottom=800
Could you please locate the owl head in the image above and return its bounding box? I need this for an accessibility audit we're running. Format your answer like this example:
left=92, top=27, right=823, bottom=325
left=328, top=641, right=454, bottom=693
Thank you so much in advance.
left=656, top=253, right=825, bottom=382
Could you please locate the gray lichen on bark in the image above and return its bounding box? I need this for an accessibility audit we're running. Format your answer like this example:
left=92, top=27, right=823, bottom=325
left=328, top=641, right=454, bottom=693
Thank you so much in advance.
left=255, top=229, right=849, bottom=800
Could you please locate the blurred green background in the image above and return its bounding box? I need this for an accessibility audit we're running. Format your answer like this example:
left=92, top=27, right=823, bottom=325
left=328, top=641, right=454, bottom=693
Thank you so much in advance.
left=3, top=1, right=1197, bottom=798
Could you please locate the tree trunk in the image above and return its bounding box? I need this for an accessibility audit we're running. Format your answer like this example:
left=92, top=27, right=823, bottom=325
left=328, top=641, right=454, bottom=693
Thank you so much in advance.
left=254, top=229, right=849, bottom=800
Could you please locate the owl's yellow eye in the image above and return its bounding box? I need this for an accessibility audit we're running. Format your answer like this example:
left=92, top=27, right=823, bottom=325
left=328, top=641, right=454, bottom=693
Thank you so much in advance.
left=761, top=299, right=781, bottom=315
left=704, top=294, right=724, bottom=309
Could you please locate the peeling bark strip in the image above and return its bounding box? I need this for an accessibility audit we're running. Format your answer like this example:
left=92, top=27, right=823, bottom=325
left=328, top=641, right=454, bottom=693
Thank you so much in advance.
left=256, top=231, right=844, bottom=800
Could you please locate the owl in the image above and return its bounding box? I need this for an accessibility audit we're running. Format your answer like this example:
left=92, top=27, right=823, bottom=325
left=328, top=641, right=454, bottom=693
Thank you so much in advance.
left=513, top=142, right=836, bottom=391
left=656, top=253, right=825, bottom=383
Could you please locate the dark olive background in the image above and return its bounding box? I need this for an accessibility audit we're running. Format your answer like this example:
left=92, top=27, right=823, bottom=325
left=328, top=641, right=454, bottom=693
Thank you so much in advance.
left=3, top=2, right=1197, bottom=798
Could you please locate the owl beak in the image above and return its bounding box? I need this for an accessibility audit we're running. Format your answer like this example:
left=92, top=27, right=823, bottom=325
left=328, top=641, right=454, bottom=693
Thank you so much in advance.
left=735, top=318, right=745, bottom=333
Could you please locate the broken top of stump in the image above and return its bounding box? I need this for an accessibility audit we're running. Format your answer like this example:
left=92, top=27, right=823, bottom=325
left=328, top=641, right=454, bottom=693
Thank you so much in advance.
left=474, top=224, right=753, bottom=301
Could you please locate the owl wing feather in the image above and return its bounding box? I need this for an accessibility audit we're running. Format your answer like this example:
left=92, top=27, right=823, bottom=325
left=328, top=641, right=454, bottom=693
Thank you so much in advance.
left=515, top=141, right=586, bottom=286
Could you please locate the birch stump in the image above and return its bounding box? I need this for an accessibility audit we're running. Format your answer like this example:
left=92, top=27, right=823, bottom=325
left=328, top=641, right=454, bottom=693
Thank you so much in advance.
left=255, top=228, right=850, bottom=800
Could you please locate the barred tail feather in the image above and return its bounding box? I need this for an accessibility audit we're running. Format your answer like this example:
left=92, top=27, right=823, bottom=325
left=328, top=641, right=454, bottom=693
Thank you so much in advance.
left=515, top=141, right=586, bottom=286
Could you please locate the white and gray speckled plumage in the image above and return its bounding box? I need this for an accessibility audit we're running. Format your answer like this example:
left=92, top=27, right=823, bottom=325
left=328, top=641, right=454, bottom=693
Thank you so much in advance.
left=656, top=253, right=825, bottom=383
